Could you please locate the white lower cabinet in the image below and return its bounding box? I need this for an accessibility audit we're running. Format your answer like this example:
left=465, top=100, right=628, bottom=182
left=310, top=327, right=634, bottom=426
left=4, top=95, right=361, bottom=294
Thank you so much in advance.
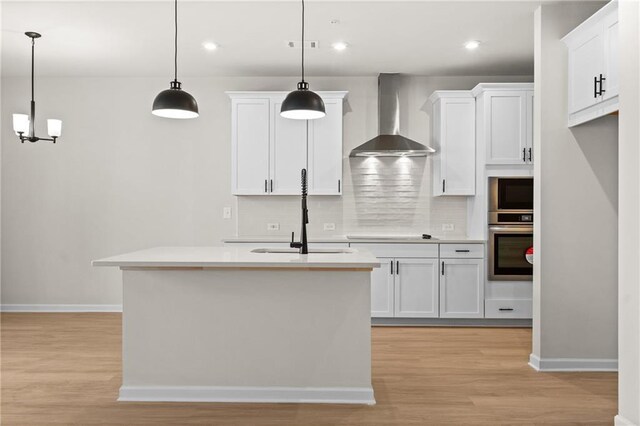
left=370, top=257, right=439, bottom=318
left=439, top=258, right=484, bottom=318
left=394, top=258, right=439, bottom=318
left=371, top=258, right=395, bottom=318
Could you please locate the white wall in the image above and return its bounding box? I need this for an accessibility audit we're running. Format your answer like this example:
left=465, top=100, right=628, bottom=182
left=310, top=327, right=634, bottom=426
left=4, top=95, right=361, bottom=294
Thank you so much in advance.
left=617, top=0, right=640, bottom=423
left=1, top=74, right=530, bottom=307
left=532, top=2, right=618, bottom=369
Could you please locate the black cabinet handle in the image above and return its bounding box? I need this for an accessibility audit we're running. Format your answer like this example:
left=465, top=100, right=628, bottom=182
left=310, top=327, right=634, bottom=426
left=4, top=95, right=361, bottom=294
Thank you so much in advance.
left=264, top=179, right=268, bottom=193
left=442, top=179, right=445, bottom=193
left=338, top=179, right=341, bottom=193
left=390, top=261, right=394, bottom=275
left=396, top=261, right=399, bottom=275
left=594, top=76, right=598, bottom=98
left=455, top=249, right=470, bottom=253
left=599, top=74, right=606, bottom=96
left=441, top=261, right=445, bottom=276
left=499, top=308, right=514, bottom=312
left=270, top=179, right=273, bottom=193
left=522, top=148, right=526, bottom=162
left=528, top=148, right=532, bottom=162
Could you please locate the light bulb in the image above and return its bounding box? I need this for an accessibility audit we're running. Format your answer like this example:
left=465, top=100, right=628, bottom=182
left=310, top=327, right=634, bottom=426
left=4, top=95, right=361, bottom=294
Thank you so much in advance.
left=47, top=119, right=62, bottom=137
left=13, top=114, right=29, bottom=135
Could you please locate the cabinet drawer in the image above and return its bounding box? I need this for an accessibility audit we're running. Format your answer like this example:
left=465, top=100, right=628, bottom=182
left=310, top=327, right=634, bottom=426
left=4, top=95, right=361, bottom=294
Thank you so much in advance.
left=485, top=299, right=532, bottom=319
left=349, top=243, right=438, bottom=258
left=440, top=244, right=484, bottom=258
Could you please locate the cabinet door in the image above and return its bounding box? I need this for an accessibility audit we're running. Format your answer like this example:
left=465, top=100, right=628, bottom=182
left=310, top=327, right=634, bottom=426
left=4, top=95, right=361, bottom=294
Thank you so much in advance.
left=308, top=98, right=343, bottom=195
left=371, top=258, right=395, bottom=318
left=440, top=259, right=484, bottom=318
left=231, top=98, right=270, bottom=195
left=485, top=92, right=528, bottom=165
left=602, top=12, right=618, bottom=101
left=394, top=258, right=439, bottom=318
left=270, top=99, right=308, bottom=195
left=441, top=98, right=475, bottom=195
left=526, top=91, right=534, bottom=164
left=567, top=24, right=604, bottom=114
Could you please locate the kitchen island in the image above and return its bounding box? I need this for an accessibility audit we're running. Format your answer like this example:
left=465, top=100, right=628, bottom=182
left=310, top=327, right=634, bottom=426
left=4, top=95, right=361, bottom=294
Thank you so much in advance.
left=93, top=246, right=380, bottom=404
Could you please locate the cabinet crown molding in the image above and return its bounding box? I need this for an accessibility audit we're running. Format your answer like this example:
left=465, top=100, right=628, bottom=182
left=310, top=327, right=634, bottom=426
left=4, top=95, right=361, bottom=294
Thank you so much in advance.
left=561, top=0, right=618, bottom=45
left=428, top=90, right=474, bottom=103
left=471, top=83, right=534, bottom=97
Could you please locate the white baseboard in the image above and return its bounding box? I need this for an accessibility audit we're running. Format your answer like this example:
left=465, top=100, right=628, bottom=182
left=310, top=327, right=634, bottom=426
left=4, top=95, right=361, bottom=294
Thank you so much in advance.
left=118, top=385, right=376, bottom=405
left=615, top=415, right=638, bottom=426
left=0, top=304, right=122, bottom=313
left=529, top=353, right=618, bottom=372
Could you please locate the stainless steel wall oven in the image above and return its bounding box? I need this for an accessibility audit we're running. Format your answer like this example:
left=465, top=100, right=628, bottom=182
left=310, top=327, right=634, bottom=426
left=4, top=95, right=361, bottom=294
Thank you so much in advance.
left=488, top=177, right=533, bottom=281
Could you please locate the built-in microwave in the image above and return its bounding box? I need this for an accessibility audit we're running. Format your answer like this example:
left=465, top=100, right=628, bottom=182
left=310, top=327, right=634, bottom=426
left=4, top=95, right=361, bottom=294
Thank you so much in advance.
left=489, top=177, right=534, bottom=213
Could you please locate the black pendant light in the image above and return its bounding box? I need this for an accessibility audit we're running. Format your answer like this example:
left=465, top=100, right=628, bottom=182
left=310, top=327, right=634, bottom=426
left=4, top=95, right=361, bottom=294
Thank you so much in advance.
left=152, top=0, right=198, bottom=119
left=280, top=0, right=325, bottom=120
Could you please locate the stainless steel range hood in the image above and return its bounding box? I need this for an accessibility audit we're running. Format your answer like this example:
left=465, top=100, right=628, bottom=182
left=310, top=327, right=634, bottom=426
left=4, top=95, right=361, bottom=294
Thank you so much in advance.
left=350, top=73, right=435, bottom=157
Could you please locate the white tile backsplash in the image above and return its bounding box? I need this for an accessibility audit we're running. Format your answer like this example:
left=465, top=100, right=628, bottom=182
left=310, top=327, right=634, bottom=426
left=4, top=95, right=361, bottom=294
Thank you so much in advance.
left=237, top=156, right=467, bottom=238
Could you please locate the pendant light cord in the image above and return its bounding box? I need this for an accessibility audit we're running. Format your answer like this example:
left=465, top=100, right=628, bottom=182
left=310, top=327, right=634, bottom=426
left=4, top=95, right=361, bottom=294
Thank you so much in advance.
left=31, top=37, right=35, bottom=102
left=301, top=0, right=305, bottom=83
left=174, top=0, right=178, bottom=82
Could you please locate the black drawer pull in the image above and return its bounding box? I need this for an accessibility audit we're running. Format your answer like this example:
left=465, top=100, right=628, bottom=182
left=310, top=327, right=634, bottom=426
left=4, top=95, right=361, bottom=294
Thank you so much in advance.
left=455, top=249, right=470, bottom=253
left=499, top=308, right=514, bottom=312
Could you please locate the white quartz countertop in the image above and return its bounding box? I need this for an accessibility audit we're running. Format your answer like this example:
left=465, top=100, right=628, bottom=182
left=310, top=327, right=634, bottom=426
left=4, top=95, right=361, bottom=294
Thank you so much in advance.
left=92, top=246, right=381, bottom=269
left=222, top=236, right=486, bottom=244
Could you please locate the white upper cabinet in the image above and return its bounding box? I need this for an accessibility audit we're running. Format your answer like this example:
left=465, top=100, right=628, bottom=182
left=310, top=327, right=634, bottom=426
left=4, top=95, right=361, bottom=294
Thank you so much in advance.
left=228, top=91, right=347, bottom=196
left=429, top=91, right=476, bottom=196
left=230, top=98, right=271, bottom=195
left=472, top=83, right=534, bottom=166
left=270, top=98, right=308, bottom=195
left=562, top=1, right=618, bottom=127
left=308, top=98, right=344, bottom=195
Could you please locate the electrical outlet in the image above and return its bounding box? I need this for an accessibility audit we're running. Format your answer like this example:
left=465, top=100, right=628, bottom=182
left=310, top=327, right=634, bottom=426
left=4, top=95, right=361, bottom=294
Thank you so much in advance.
left=323, top=223, right=336, bottom=231
left=442, top=224, right=455, bottom=231
left=223, top=207, right=232, bottom=219
left=267, top=223, right=280, bottom=231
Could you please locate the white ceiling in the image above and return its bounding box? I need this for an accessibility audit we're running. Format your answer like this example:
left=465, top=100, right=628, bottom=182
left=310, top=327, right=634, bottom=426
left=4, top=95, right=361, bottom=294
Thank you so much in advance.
left=1, top=1, right=541, bottom=77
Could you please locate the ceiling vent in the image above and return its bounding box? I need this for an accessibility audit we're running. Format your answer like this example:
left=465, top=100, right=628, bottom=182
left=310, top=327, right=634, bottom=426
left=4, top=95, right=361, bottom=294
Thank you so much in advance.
left=287, top=41, right=319, bottom=49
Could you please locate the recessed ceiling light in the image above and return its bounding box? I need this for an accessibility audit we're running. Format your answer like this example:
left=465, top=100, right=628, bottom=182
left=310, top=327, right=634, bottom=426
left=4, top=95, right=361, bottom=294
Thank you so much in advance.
left=202, top=42, right=218, bottom=51
left=464, top=40, right=480, bottom=50
left=332, top=42, right=348, bottom=51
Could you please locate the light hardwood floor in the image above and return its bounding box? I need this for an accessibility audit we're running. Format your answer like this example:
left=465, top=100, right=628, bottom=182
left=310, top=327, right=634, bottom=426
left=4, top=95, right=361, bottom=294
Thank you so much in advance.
left=1, top=313, right=616, bottom=425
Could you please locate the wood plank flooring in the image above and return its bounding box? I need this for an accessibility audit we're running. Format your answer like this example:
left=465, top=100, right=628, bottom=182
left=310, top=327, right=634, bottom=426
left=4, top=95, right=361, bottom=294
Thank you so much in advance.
left=1, top=313, right=617, bottom=425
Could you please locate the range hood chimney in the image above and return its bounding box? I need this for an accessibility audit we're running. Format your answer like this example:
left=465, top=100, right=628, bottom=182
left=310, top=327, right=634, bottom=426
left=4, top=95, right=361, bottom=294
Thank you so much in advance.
left=350, top=73, right=435, bottom=157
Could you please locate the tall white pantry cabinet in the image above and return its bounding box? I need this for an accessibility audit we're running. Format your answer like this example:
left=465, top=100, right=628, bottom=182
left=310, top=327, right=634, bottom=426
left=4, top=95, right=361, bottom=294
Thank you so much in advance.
left=228, top=91, right=347, bottom=196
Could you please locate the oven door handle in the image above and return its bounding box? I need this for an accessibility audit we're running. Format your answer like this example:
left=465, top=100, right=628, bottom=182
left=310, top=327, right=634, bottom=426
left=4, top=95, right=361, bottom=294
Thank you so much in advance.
left=489, top=226, right=533, bottom=233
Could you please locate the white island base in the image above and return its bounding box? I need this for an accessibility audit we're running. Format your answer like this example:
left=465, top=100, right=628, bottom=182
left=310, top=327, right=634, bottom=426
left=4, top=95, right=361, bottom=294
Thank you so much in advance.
left=93, top=247, right=379, bottom=405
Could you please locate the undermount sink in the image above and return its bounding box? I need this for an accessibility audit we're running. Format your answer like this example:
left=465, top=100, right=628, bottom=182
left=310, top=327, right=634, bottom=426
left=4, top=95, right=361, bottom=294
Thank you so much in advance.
left=251, top=248, right=353, bottom=254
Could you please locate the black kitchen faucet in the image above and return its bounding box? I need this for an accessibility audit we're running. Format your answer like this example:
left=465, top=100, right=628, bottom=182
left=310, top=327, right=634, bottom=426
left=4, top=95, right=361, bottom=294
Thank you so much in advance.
left=290, top=169, right=309, bottom=254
